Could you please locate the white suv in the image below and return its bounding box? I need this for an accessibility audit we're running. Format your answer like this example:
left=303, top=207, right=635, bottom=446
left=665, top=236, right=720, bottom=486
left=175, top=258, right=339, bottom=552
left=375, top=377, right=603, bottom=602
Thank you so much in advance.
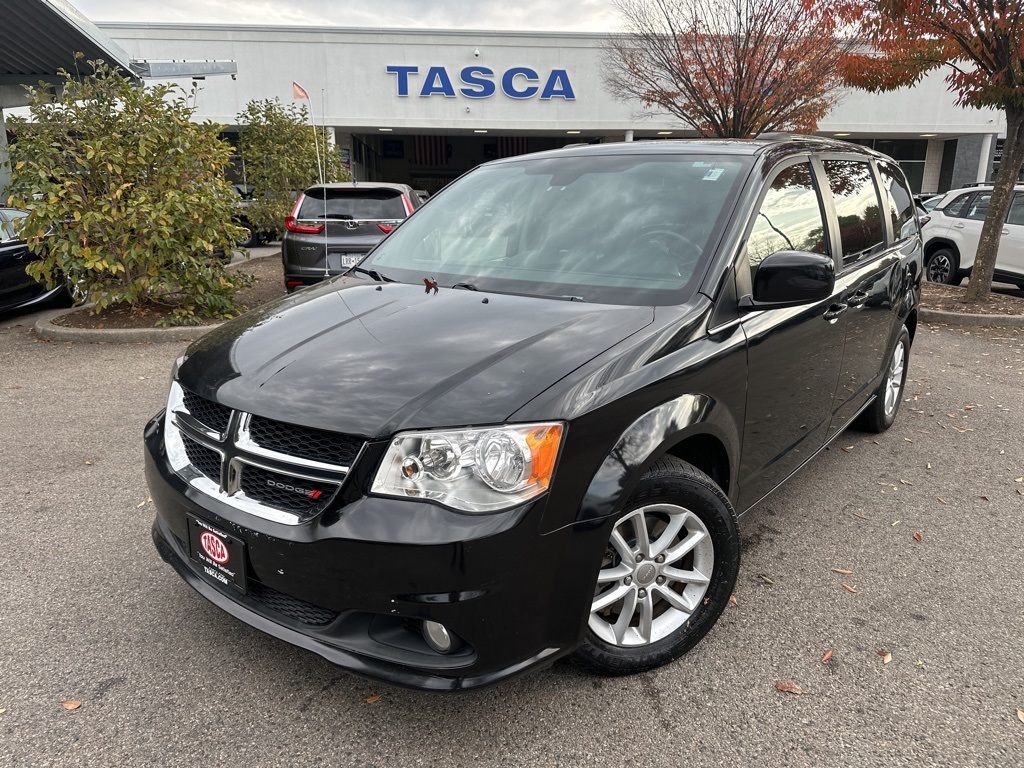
left=921, top=184, right=1024, bottom=287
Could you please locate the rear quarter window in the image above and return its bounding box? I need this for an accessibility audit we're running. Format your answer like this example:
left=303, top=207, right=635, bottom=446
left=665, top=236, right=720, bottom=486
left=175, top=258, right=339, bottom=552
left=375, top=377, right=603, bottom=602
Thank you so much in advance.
left=822, top=159, right=885, bottom=266
left=878, top=163, right=917, bottom=241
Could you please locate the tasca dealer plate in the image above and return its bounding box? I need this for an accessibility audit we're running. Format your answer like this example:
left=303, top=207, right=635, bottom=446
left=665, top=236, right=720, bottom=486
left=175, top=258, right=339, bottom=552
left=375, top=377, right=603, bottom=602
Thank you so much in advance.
left=187, top=514, right=247, bottom=593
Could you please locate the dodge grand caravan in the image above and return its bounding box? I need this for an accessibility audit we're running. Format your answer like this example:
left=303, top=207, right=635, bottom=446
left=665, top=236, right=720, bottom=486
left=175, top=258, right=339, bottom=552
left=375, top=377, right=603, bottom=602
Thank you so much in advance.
left=146, top=137, right=922, bottom=690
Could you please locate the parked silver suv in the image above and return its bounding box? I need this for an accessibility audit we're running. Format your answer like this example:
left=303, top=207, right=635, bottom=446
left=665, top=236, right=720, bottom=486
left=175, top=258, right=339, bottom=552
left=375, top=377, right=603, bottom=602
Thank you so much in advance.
left=281, top=182, right=424, bottom=291
left=921, top=183, right=1024, bottom=287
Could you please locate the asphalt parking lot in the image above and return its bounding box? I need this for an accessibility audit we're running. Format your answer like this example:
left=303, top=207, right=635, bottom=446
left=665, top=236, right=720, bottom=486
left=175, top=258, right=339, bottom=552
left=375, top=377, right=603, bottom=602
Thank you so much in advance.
left=1, top=306, right=1022, bottom=767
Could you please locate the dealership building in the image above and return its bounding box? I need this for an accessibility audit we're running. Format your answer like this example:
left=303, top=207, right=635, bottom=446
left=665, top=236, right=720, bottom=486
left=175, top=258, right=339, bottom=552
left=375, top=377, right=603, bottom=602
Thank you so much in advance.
left=4, top=17, right=1014, bottom=196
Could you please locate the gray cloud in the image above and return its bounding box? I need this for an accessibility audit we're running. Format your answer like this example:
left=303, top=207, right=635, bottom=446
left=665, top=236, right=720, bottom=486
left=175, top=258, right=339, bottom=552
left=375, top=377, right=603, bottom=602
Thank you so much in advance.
left=77, top=0, right=621, bottom=32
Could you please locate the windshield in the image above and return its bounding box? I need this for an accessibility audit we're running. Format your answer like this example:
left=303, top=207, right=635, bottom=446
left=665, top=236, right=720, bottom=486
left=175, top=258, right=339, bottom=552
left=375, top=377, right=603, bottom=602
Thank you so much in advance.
left=365, top=153, right=750, bottom=305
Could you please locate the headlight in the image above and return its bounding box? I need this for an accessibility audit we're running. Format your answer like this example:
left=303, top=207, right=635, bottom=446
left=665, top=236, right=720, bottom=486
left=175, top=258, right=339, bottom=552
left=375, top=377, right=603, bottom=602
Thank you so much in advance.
left=371, top=423, right=564, bottom=513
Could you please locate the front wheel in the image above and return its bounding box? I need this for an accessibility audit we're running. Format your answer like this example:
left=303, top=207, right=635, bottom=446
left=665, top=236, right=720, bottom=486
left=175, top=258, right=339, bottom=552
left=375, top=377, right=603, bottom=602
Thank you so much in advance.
left=574, top=457, right=739, bottom=676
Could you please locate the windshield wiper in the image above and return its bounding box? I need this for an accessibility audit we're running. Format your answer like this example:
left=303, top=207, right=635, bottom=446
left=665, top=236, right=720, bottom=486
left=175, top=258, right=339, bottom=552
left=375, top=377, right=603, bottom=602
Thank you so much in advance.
left=346, top=265, right=395, bottom=282
left=451, top=282, right=479, bottom=291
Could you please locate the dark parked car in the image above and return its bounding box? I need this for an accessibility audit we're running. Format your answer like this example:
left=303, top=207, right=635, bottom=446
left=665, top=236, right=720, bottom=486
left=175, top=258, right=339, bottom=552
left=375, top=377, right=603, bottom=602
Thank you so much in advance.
left=0, top=208, right=75, bottom=313
left=281, top=182, right=422, bottom=291
left=146, top=137, right=922, bottom=691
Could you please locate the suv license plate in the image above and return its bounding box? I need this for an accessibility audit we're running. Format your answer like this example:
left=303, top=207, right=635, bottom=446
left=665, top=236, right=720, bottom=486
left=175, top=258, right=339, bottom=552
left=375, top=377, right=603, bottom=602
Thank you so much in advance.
left=187, top=514, right=247, bottom=594
left=341, top=254, right=359, bottom=267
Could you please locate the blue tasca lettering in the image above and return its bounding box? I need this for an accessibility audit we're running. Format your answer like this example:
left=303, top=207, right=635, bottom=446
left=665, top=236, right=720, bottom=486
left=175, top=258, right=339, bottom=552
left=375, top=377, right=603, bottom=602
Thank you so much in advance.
left=460, top=66, right=496, bottom=98
left=541, top=69, right=575, bottom=100
left=420, top=66, right=456, bottom=97
left=502, top=67, right=539, bottom=99
left=386, top=65, right=418, bottom=97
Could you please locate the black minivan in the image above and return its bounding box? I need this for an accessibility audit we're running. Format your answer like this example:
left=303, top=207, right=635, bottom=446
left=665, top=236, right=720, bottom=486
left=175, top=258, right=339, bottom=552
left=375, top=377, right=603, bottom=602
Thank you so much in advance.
left=146, top=137, right=922, bottom=691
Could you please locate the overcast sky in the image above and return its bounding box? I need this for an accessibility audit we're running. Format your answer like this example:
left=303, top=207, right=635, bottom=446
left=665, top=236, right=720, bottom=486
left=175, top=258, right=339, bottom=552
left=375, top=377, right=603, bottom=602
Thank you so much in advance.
left=75, top=0, right=622, bottom=32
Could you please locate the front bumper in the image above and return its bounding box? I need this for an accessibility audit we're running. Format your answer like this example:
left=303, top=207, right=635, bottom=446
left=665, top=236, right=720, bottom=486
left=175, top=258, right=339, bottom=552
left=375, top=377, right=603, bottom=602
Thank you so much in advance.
left=144, top=413, right=604, bottom=691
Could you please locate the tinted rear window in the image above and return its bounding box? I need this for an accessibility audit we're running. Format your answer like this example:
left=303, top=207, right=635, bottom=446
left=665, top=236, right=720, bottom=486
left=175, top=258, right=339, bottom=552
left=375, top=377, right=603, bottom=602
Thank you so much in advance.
left=822, top=159, right=885, bottom=264
left=298, top=189, right=406, bottom=220
left=878, top=163, right=917, bottom=241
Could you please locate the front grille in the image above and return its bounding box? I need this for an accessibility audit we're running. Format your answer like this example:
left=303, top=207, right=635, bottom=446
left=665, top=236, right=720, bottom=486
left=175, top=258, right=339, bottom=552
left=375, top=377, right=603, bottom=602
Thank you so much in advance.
left=239, top=464, right=337, bottom=517
left=182, top=389, right=233, bottom=434
left=248, top=415, right=362, bottom=466
left=182, top=435, right=222, bottom=481
left=248, top=581, right=339, bottom=626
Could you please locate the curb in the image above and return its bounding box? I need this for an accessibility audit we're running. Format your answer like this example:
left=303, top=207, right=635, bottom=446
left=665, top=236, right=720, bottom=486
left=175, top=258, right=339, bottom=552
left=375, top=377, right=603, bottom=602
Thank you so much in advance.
left=35, top=308, right=221, bottom=344
left=919, top=308, right=1024, bottom=328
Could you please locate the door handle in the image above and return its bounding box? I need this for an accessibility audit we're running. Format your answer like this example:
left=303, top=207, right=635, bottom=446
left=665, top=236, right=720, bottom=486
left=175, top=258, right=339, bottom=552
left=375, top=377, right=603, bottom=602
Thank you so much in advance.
left=1003, top=228, right=1011, bottom=235
left=824, top=303, right=848, bottom=323
left=953, top=223, right=965, bottom=229
left=846, top=290, right=870, bottom=308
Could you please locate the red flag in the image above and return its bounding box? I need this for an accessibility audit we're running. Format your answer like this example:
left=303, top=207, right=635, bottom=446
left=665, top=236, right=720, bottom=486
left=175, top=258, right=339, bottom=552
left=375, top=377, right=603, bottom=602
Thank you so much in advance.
left=292, top=81, right=309, bottom=100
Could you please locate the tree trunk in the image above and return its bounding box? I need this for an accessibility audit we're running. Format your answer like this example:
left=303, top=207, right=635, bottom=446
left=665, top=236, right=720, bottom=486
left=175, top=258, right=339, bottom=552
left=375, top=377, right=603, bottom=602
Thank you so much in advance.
left=964, top=106, right=1024, bottom=304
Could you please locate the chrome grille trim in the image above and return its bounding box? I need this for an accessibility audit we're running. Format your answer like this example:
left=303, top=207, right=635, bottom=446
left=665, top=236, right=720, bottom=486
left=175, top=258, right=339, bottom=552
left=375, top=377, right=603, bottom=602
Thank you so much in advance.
left=163, top=381, right=360, bottom=526
left=236, top=413, right=353, bottom=473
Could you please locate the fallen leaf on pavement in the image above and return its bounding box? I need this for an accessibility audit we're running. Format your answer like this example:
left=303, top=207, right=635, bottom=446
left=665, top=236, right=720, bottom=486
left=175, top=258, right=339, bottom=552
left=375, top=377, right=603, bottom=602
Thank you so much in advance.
left=0, top=708, right=6, bottom=714
left=365, top=694, right=383, bottom=705
left=937, top=498, right=948, bottom=505
left=1017, top=708, right=1024, bottom=724
left=979, top=495, right=989, bottom=501
left=729, top=594, right=738, bottom=606
left=84, top=461, right=93, bottom=466
left=841, top=446, right=853, bottom=453
left=774, top=680, right=805, bottom=695
left=136, top=500, right=146, bottom=508
left=61, top=700, right=82, bottom=711
left=852, top=512, right=869, bottom=520
left=913, top=532, right=923, bottom=542
left=841, top=583, right=858, bottom=594
left=877, top=650, right=892, bottom=664
left=759, top=575, right=775, bottom=585
left=833, top=568, right=854, bottom=575
left=821, top=649, right=833, bottom=663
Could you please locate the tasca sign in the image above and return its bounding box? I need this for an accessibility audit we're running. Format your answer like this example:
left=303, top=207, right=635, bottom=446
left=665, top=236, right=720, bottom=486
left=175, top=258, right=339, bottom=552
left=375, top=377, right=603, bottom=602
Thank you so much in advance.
left=386, top=66, right=575, bottom=100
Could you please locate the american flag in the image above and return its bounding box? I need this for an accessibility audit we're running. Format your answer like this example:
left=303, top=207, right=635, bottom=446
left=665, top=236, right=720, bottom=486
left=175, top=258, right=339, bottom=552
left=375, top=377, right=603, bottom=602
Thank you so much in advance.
left=414, top=136, right=447, bottom=166
left=498, top=137, right=530, bottom=158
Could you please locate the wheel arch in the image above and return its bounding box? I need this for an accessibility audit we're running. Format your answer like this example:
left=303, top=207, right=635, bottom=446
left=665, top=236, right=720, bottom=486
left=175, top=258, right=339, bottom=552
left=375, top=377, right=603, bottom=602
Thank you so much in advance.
left=567, top=393, right=739, bottom=532
left=924, top=237, right=960, bottom=260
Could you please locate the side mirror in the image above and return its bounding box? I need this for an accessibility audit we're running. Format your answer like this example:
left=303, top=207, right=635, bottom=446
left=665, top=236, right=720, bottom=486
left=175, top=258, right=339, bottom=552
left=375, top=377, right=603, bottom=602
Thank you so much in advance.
left=741, top=250, right=835, bottom=310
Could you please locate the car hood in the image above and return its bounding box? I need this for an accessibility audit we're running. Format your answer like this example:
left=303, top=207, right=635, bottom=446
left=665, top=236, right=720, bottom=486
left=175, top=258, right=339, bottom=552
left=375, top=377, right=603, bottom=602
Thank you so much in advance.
left=177, top=279, right=655, bottom=437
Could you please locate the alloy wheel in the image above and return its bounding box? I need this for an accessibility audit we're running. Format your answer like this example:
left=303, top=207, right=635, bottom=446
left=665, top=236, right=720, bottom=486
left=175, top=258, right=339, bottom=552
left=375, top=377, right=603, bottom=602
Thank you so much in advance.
left=927, top=253, right=952, bottom=283
left=589, top=504, right=714, bottom=647
left=883, top=339, right=906, bottom=416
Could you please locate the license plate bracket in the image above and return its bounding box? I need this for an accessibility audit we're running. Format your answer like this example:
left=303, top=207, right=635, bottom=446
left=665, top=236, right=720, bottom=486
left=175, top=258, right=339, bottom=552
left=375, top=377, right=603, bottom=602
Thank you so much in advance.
left=187, top=514, right=248, bottom=594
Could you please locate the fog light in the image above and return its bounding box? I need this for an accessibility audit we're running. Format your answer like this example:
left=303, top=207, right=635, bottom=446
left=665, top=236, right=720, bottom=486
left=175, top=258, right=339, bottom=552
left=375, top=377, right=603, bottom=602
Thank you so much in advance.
left=422, top=620, right=453, bottom=653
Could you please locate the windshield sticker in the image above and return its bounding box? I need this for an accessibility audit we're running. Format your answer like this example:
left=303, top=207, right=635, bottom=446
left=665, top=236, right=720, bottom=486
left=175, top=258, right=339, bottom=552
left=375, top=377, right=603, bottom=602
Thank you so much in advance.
left=702, top=168, right=725, bottom=181
left=692, top=161, right=713, bottom=167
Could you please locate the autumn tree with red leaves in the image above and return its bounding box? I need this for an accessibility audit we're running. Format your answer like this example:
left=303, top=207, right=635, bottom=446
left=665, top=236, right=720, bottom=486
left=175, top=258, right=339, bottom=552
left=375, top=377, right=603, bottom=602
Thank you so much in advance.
left=820, top=0, right=1024, bottom=304
left=603, top=0, right=855, bottom=137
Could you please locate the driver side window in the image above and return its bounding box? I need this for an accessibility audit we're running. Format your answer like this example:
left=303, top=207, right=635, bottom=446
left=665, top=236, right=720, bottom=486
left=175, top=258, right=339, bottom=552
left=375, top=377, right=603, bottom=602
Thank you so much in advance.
left=747, top=163, right=828, bottom=279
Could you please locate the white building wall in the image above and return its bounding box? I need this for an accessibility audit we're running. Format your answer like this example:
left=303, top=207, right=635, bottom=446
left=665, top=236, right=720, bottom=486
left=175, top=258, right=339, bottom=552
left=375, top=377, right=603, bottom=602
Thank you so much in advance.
left=101, top=23, right=1005, bottom=138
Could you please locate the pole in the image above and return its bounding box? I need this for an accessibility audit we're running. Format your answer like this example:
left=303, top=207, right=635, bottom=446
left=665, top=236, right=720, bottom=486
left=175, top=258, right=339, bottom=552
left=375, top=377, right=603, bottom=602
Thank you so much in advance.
left=307, top=96, right=324, bottom=186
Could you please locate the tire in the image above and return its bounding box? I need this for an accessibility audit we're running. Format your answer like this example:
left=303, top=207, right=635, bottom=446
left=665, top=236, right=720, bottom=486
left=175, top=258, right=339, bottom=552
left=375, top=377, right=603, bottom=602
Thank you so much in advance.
left=856, top=325, right=911, bottom=433
left=236, top=220, right=259, bottom=249
left=925, top=247, right=959, bottom=285
left=51, top=274, right=85, bottom=308
left=574, top=456, right=740, bottom=676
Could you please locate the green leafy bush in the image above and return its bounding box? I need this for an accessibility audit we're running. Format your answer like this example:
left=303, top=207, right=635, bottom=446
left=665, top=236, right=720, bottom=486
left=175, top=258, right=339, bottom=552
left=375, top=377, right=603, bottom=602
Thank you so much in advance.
left=6, top=59, right=250, bottom=326
left=236, top=98, right=351, bottom=231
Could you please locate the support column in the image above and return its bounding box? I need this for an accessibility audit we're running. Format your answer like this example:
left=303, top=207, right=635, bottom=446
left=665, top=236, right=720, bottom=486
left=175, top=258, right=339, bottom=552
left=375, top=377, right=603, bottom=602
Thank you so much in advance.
left=0, top=108, right=11, bottom=201
left=977, top=133, right=994, bottom=183
left=625, top=130, right=634, bottom=142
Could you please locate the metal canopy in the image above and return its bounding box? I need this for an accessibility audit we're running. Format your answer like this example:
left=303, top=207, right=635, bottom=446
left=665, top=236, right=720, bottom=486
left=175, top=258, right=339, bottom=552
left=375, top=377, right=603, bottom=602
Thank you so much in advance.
left=0, top=0, right=134, bottom=88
